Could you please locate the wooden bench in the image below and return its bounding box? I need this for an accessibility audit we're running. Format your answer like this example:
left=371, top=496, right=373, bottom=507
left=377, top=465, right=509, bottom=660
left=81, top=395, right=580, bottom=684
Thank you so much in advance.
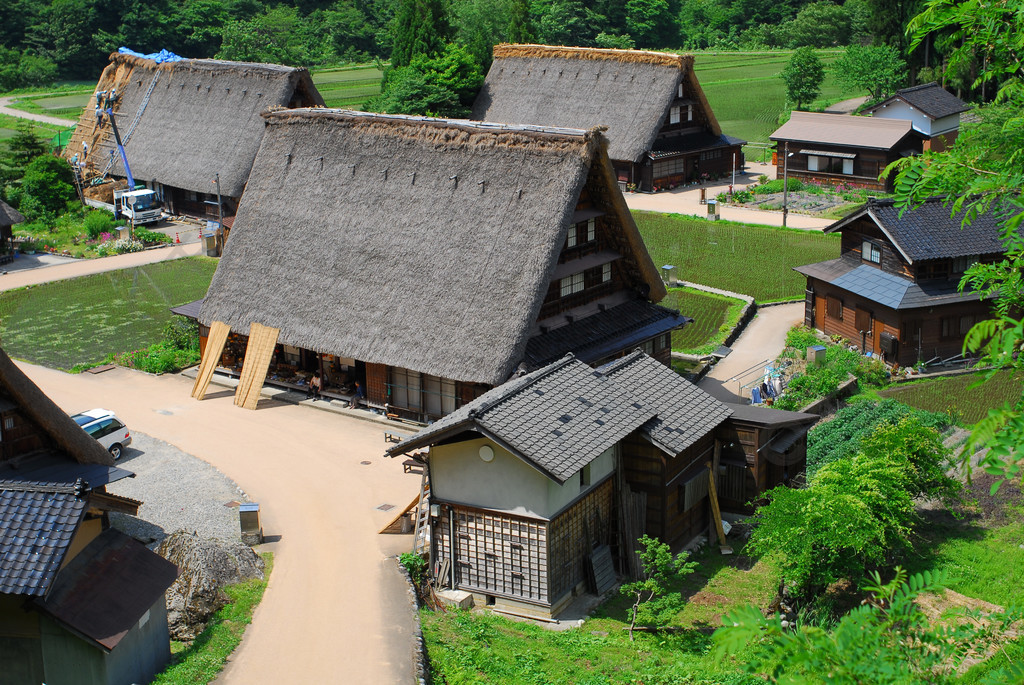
left=384, top=429, right=415, bottom=444
left=402, top=459, right=424, bottom=474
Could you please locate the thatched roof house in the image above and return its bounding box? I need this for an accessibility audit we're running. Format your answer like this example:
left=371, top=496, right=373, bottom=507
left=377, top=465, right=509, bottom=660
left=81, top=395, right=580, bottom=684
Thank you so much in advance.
left=471, top=44, right=745, bottom=192
left=63, top=52, right=323, bottom=217
left=196, top=109, right=686, bottom=418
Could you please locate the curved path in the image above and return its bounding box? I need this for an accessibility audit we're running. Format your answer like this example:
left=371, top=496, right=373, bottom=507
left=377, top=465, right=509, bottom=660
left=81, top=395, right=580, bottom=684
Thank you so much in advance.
left=19, top=361, right=419, bottom=684
left=0, top=95, right=78, bottom=128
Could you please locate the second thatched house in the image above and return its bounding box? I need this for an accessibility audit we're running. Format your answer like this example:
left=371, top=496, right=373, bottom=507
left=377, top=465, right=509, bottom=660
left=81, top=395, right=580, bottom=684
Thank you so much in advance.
left=63, top=51, right=323, bottom=219
left=192, top=109, right=688, bottom=419
left=471, top=44, right=745, bottom=192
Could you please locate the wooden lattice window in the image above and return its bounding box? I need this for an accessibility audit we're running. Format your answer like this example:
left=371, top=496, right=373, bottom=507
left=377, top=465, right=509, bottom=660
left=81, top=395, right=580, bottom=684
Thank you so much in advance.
left=678, top=469, right=709, bottom=513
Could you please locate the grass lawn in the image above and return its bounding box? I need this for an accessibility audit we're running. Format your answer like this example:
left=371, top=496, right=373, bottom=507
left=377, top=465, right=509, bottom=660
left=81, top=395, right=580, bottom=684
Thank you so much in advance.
left=311, top=65, right=384, bottom=110
left=422, top=539, right=777, bottom=684
left=6, top=92, right=91, bottom=121
left=878, top=370, right=1023, bottom=425
left=693, top=50, right=863, bottom=147
left=154, top=553, right=273, bottom=685
left=0, top=257, right=217, bottom=371
left=634, top=211, right=839, bottom=302
left=661, top=287, right=746, bottom=354
left=0, top=112, right=72, bottom=150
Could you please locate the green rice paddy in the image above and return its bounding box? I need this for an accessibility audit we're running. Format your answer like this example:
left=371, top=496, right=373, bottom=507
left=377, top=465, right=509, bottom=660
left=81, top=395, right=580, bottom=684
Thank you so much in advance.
left=0, top=257, right=217, bottom=371
left=634, top=210, right=839, bottom=302
left=693, top=49, right=862, bottom=146
left=312, top=65, right=384, bottom=110
left=661, top=287, right=745, bottom=353
left=878, top=370, right=1023, bottom=425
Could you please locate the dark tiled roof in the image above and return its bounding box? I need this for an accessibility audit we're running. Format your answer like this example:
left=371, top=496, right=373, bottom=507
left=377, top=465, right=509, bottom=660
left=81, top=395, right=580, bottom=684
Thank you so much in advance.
left=0, top=453, right=134, bottom=489
left=864, top=198, right=1013, bottom=262
left=386, top=355, right=655, bottom=483
left=0, top=487, right=87, bottom=596
left=170, top=298, right=204, bottom=320
left=723, top=403, right=818, bottom=426
left=526, top=300, right=689, bottom=369
left=35, top=528, right=179, bottom=651
left=795, top=259, right=980, bottom=309
left=649, top=132, right=747, bottom=159
left=599, top=351, right=732, bottom=455
left=867, top=82, right=970, bottom=120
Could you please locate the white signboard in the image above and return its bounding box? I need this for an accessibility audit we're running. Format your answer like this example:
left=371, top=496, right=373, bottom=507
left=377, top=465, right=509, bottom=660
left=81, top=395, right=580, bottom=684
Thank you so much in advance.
left=201, top=221, right=220, bottom=238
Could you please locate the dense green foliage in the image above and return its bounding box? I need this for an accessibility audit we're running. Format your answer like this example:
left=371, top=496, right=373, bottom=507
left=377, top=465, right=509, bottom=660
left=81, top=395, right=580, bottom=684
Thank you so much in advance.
left=780, top=46, right=824, bottom=110
left=113, top=316, right=202, bottom=375
left=829, top=43, right=907, bottom=101
left=11, top=154, right=75, bottom=219
left=892, top=0, right=1024, bottom=491
left=154, top=553, right=272, bottom=684
left=634, top=212, right=839, bottom=302
left=0, top=257, right=217, bottom=371
left=715, top=567, right=1023, bottom=684
left=806, top=399, right=948, bottom=477
left=368, top=42, right=482, bottom=116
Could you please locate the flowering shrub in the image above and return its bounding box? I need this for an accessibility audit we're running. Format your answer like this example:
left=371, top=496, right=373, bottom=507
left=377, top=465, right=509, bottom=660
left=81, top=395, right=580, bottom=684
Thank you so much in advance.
left=96, top=238, right=143, bottom=257
left=99, top=231, right=113, bottom=242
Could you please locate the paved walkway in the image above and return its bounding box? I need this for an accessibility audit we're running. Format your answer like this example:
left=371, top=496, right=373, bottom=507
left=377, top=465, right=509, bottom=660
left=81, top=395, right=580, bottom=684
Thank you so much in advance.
left=624, top=164, right=832, bottom=231
left=698, top=302, right=804, bottom=403
left=19, top=361, right=419, bottom=684
left=0, top=241, right=204, bottom=292
left=0, top=95, right=78, bottom=128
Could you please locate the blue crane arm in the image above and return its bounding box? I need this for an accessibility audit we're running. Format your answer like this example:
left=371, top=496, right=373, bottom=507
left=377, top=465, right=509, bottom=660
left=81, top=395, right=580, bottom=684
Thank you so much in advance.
left=104, top=108, right=135, bottom=190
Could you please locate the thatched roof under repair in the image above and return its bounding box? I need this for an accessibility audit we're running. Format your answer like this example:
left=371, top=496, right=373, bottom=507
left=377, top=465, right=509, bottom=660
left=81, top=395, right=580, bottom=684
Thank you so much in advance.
left=200, top=109, right=665, bottom=386
left=472, top=44, right=720, bottom=163
left=63, top=52, right=323, bottom=198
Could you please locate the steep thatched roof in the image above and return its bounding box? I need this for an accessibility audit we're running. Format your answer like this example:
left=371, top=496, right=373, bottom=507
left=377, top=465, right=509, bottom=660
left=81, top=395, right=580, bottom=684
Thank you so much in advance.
left=0, top=200, right=25, bottom=227
left=0, top=348, right=113, bottom=466
left=472, top=44, right=720, bottom=163
left=63, top=52, right=323, bottom=198
left=200, top=109, right=664, bottom=386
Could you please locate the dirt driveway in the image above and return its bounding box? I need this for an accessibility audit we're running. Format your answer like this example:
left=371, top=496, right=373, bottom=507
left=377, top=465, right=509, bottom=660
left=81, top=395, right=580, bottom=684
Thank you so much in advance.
left=20, top=361, right=419, bottom=684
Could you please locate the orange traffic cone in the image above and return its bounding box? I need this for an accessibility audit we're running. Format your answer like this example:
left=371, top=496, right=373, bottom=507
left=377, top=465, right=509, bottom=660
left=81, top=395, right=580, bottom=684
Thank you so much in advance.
left=175, top=232, right=181, bottom=243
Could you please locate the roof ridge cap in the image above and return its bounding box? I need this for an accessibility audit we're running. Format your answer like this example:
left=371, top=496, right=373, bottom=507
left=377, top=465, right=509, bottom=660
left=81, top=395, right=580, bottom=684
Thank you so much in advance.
left=471, top=355, right=580, bottom=417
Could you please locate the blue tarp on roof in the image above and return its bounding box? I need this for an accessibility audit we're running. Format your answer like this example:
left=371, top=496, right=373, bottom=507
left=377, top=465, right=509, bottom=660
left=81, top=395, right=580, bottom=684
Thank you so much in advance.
left=118, top=47, right=186, bottom=64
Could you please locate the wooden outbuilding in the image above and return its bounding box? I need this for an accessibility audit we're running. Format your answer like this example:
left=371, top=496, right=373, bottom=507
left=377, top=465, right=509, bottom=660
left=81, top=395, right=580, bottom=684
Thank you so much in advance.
left=193, top=110, right=689, bottom=419
left=770, top=111, right=925, bottom=191
left=63, top=51, right=323, bottom=219
left=472, top=44, right=745, bottom=192
left=386, top=351, right=814, bottom=619
left=865, top=82, right=970, bottom=153
left=0, top=348, right=178, bottom=685
left=0, top=199, right=25, bottom=264
left=795, top=197, right=1017, bottom=367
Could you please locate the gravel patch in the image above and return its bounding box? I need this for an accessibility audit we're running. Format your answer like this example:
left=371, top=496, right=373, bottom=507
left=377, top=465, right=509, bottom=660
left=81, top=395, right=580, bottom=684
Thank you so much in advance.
left=106, top=431, right=250, bottom=545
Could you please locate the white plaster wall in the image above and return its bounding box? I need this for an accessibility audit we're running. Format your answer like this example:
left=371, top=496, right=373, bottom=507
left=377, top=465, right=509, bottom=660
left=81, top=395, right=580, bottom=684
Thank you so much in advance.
left=430, top=439, right=617, bottom=519
left=871, top=103, right=931, bottom=135
left=930, top=113, right=960, bottom=136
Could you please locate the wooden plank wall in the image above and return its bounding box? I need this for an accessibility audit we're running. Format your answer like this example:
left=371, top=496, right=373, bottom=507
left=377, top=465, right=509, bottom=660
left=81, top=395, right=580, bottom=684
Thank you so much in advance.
left=547, top=478, right=614, bottom=602
left=661, top=434, right=715, bottom=548
left=620, top=433, right=666, bottom=539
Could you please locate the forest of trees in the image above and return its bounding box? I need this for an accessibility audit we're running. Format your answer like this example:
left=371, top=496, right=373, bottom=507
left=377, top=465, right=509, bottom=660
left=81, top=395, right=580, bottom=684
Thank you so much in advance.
left=0, top=0, right=928, bottom=84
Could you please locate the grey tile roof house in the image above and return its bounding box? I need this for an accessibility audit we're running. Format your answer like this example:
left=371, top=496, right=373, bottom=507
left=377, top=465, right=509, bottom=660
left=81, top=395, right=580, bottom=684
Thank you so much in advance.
left=0, top=347, right=177, bottom=685
left=385, top=351, right=805, bottom=619
left=794, top=197, right=1018, bottom=367
left=865, top=82, right=970, bottom=149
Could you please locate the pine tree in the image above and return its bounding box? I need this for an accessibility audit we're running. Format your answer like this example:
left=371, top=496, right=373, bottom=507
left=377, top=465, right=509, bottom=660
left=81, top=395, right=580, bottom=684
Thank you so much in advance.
left=390, top=0, right=449, bottom=68
left=506, top=0, right=534, bottom=44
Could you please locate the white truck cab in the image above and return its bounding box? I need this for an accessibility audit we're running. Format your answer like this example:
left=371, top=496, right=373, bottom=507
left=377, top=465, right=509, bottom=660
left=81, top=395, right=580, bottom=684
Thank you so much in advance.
left=114, top=188, right=163, bottom=225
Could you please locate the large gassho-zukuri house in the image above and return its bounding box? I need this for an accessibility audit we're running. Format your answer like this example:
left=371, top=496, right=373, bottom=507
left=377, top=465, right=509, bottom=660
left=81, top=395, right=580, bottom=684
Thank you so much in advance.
left=190, top=109, right=689, bottom=417
left=63, top=50, right=323, bottom=219
left=472, top=44, right=746, bottom=192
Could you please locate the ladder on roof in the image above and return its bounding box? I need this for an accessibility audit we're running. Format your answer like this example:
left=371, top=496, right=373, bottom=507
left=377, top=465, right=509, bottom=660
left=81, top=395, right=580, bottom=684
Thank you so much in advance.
left=98, top=72, right=161, bottom=180
left=412, top=468, right=431, bottom=557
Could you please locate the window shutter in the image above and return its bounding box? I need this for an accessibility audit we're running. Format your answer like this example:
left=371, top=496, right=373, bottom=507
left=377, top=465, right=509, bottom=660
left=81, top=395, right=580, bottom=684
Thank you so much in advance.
left=843, top=158, right=854, bottom=175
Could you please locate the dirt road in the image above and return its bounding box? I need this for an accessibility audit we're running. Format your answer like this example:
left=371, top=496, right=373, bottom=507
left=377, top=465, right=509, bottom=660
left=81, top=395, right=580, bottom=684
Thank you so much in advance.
left=0, top=95, right=78, bottom=128
left=20, top=361, right=419, bottom=684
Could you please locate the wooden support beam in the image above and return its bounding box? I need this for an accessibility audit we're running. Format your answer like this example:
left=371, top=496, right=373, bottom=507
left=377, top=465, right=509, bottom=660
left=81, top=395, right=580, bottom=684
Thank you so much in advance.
left=191, top=321, right=230, bottom=400
left=705, top=461, right=733, bottom=555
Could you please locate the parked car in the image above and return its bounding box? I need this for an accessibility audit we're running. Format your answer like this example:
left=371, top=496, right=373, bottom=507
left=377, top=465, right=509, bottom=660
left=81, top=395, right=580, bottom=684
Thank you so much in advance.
left=71, top=408, right=132, bottom=460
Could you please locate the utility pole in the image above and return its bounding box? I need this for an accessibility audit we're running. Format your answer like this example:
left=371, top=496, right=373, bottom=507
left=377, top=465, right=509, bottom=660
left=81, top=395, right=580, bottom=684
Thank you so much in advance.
left=782, top=141, right=790, bottom=229
left=214, top=173, right=224, bottom=257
